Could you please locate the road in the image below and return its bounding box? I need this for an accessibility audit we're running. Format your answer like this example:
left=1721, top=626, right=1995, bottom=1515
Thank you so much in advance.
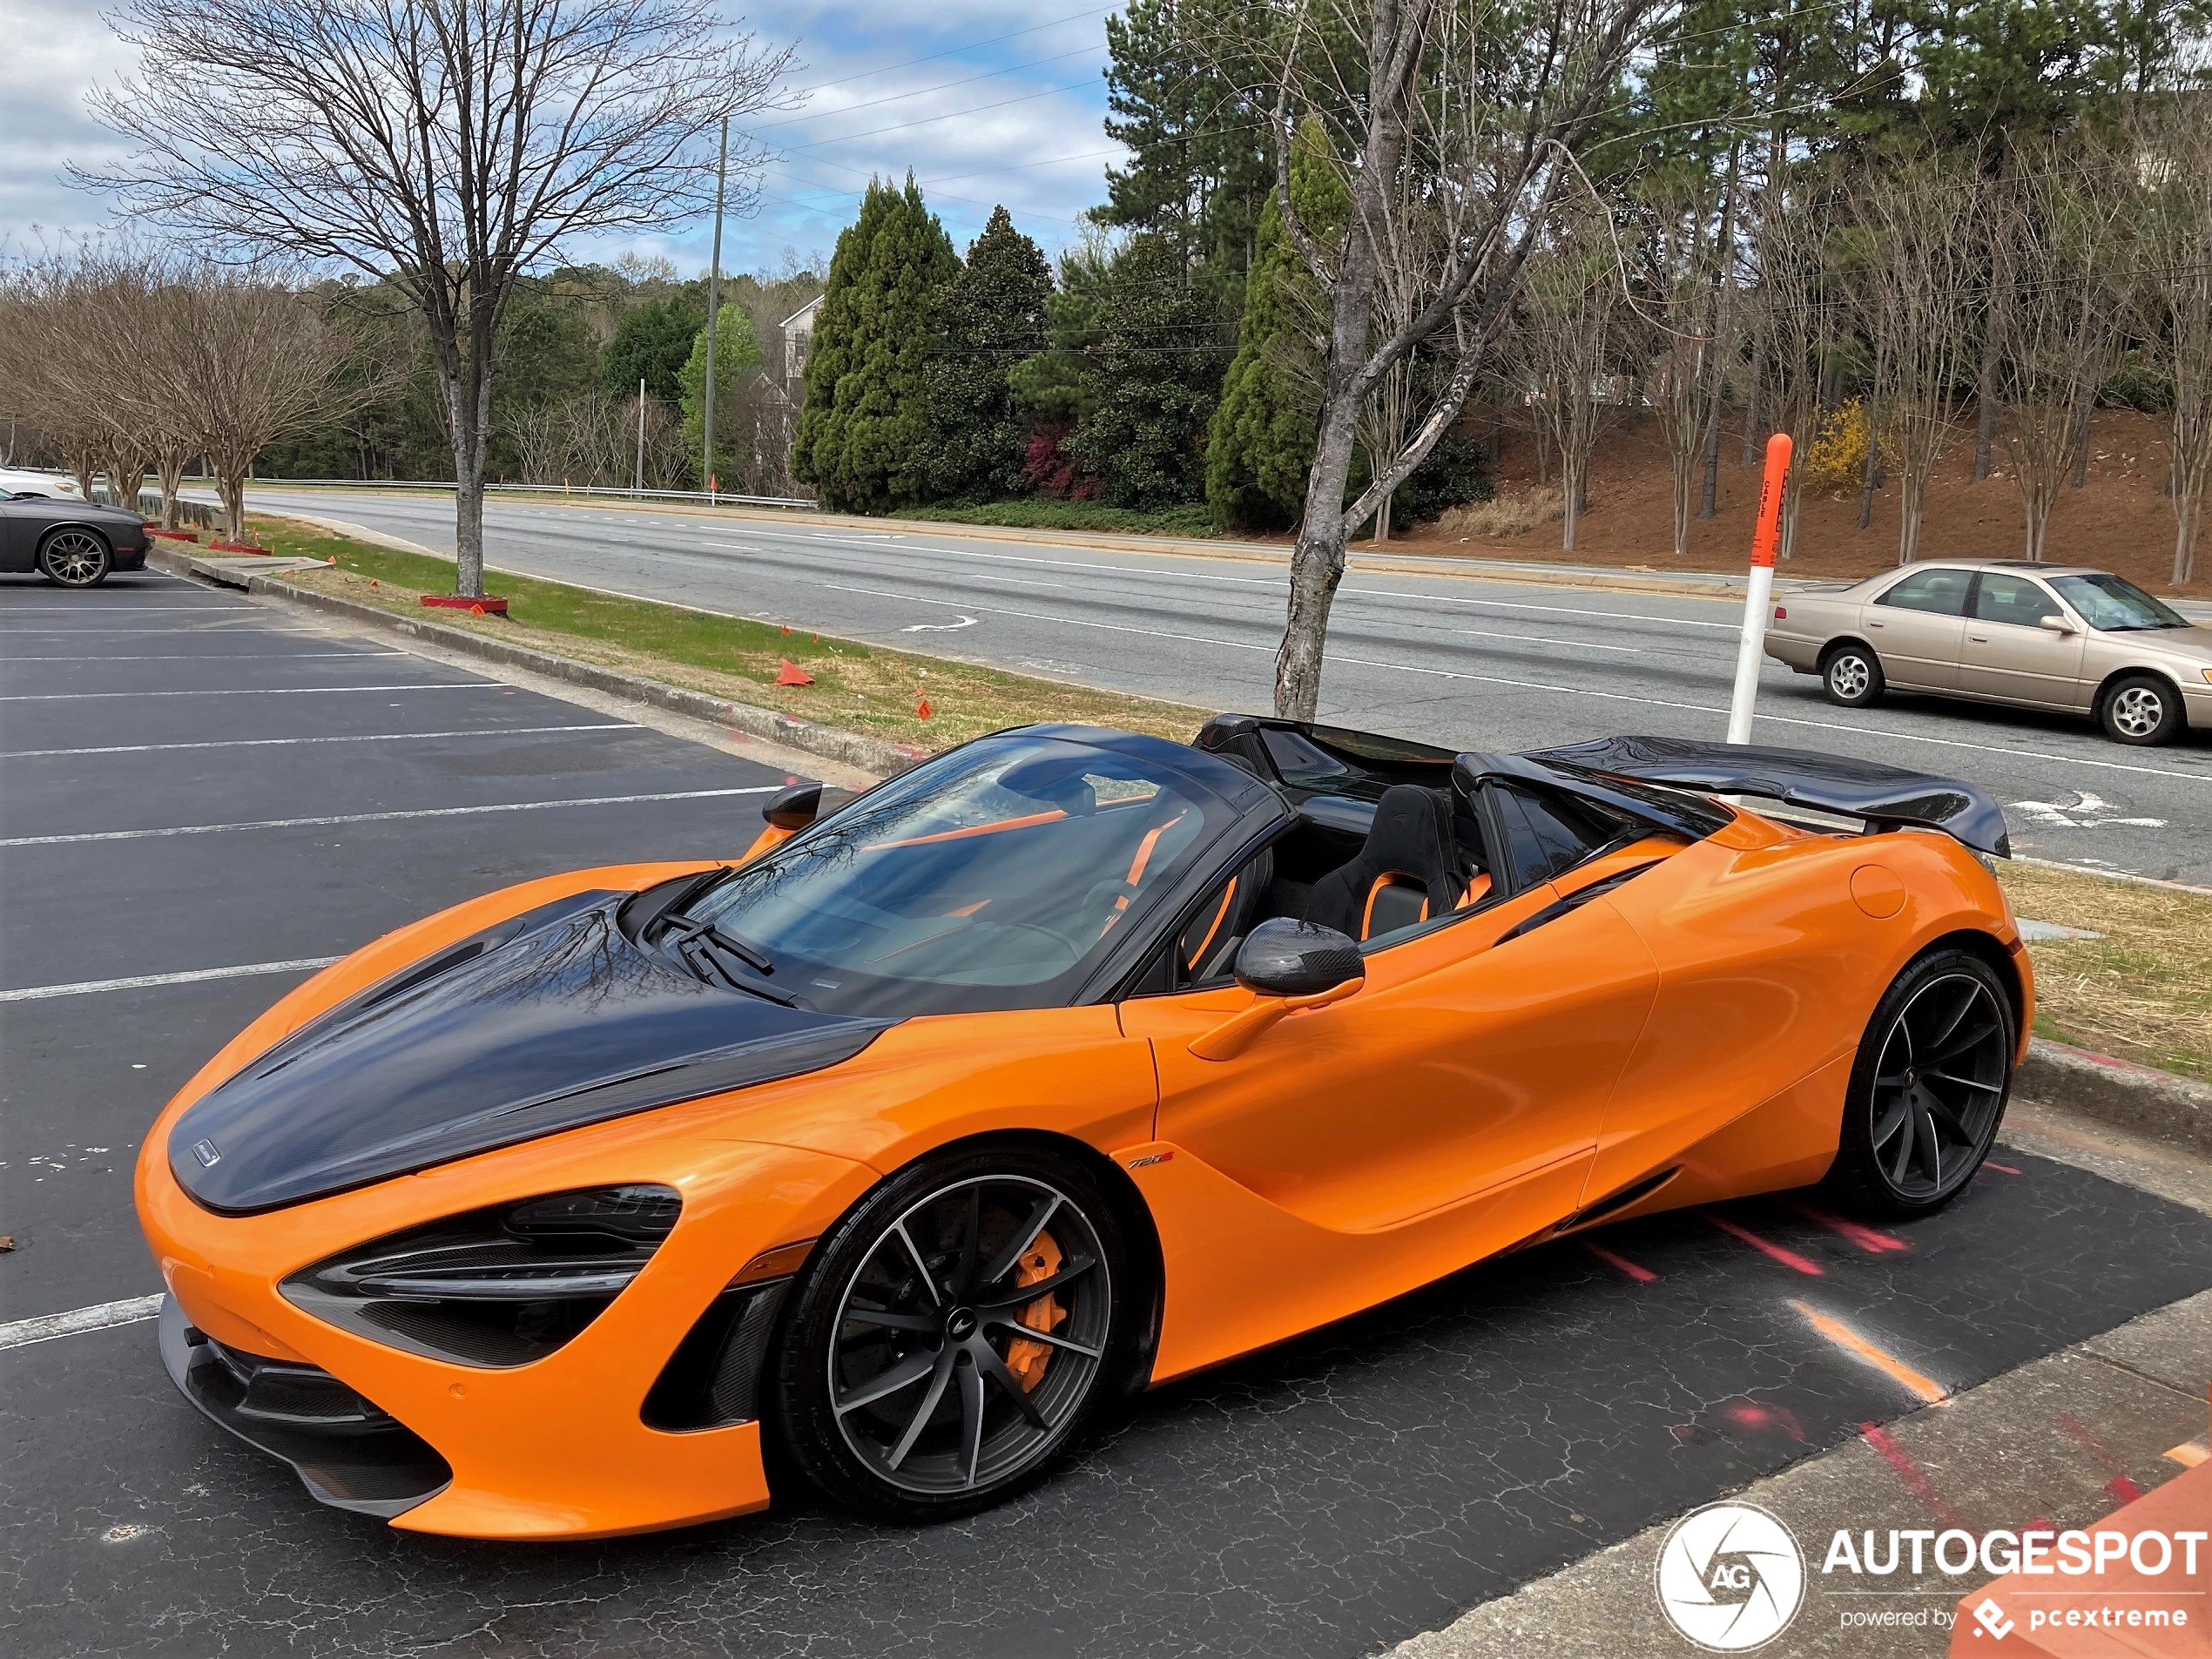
left=242, top=486, right=2212, bottom=884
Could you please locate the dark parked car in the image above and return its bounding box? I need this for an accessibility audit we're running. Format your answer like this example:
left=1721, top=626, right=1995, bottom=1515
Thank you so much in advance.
left=1, top=494, right=152, bottom=586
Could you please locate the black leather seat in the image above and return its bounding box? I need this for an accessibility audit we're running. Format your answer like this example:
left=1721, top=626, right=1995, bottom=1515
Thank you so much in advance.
left=1305, top=786, right=1466, bottom=941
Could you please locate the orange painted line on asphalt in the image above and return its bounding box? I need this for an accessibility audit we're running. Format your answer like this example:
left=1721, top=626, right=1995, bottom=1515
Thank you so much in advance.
left=1786, top=1200, right=1907, bottom=1253
left=1986, top=1162, right=2023, bottom=1175
left=1709, top=1213, right=1824, bottom=1275
left=1584, top=1241, right=1657, bottom=1283
left=1791, top=1301, right=1949, bottom=1406
left=2166, top=1439, right=2209, bottom=1469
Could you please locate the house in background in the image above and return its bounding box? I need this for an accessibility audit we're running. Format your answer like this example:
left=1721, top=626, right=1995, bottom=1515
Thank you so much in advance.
left=781, top=296, right=822, bottom=401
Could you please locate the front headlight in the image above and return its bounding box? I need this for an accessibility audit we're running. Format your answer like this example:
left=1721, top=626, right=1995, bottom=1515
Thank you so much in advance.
left=281, top=1184, right=679, bottom=1367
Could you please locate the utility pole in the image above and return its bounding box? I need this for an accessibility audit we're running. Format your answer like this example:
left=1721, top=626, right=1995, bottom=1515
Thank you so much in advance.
left=635, top=376, right=646, bottom=496
left=702, top=115, right=729, bottom=503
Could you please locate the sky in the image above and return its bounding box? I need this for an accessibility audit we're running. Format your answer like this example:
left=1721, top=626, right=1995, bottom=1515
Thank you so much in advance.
left=0, top=0, right=1126, bottom=279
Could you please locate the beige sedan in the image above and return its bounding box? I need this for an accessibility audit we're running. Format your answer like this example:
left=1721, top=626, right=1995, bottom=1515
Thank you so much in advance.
left=1764, top=559, right=2212, bottom=745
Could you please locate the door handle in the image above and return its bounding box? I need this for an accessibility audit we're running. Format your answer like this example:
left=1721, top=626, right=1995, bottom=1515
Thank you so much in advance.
left=1968, top=634, right=1988, bottom=643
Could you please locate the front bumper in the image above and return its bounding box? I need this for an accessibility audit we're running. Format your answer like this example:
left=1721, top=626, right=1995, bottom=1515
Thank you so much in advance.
left=140, top=1112, right=875, bottom=1539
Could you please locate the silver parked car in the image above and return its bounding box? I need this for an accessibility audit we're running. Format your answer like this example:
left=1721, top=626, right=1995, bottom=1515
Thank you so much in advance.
left=1765, top=559, right=2212, bottom=746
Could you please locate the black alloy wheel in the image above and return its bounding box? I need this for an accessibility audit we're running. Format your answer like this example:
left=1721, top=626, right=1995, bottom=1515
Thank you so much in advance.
left=38, top=529, right=111, bottom=587
left=1824, top=948, right=2013, bottom=1217
left=772, top=1147, right=1128, bottom=1521
left=1821, top=643, right=1885, bottom=708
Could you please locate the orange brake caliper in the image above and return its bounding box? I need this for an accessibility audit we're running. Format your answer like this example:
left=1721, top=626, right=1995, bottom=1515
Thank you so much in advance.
left=1004, top=1231, right=1069, bottom=1391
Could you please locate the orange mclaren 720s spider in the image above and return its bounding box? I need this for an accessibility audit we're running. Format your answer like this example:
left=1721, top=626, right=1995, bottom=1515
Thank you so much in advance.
left=138, top=716, right=2032, bottom=1538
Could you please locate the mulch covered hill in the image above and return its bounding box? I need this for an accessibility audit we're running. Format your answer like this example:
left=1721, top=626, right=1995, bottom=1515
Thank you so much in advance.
left=1388, top=408, right=2205, bottom=598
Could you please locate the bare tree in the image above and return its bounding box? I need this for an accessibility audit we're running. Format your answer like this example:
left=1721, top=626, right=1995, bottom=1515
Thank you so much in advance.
left=1747, top=182, right=1839, bottom=561
left=175, top=272, right=353, bottom=541
left=0, top=252, right=133, bottom=504
left=85, top=0, right=791, bottom=597
left=1991, top=147, right=2130, bottom=563
left=2132, top=99, right=2212, bottom=585
left=1253, top=0, right=1668, bottom=718
left=1856, top=154, right=1985, bottom=563
left=1517, top=210, right=1630, bottom=550
left=1642, top=177, right=1730, bottom=556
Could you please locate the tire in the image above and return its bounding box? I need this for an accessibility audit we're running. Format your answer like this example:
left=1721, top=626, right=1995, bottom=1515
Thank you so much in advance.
left=769, top=1142, right=1132, bottom=1522
left=38, top=528, right=111, bottom=588
left=2099, top=674, right=2185, bottom=746
left=1821, top=642, right=1885, bottom=708
left=1822, top=948, right=2015, bottom=1219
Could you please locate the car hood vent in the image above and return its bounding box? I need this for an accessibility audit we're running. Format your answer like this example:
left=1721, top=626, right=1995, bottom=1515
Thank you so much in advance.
left=169, top=899, right=887, bottom=1214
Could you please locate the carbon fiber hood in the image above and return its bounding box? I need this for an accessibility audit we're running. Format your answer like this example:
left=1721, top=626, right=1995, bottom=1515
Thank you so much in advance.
left=169, top=895, right=887, bottom=1214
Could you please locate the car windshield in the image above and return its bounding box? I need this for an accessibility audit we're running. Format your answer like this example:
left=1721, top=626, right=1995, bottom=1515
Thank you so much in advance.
left=678, top=734, right=1237, bottom=1017
left=2049, top=574, right=2191, bottom=631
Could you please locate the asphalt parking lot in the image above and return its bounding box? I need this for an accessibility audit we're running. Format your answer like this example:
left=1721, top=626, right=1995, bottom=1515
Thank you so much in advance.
left=5, top=567, right=2212, bottom=1658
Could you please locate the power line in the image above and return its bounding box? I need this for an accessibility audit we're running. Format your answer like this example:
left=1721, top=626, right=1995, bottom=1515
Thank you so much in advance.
left=750, top=44, right=1105, bottom=133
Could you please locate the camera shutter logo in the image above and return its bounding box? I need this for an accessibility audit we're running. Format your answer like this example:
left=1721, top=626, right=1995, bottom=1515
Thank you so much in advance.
left=1653, top=1501, right=1806, bottom=1651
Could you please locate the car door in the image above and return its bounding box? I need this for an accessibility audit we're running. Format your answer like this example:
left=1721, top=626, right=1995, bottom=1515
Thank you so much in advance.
left=1958, top=571, right=2087, bottom=708
left=1862, top=567, right=1972, bottom=689
left=0, top=499, right=38, bottom=570
left=1120, top=785, right=1660, bottom=1235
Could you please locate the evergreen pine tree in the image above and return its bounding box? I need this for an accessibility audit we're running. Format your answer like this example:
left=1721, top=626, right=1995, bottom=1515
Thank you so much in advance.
left=1205, top=129, right=1348, bottom=529
left=792, top=175, right=960, bottom=513
left=678, top=307, right=763, bottom=488
left=1069, top=233, right=1229, bottom=509
left=925, top=206, right=1053, bottom=502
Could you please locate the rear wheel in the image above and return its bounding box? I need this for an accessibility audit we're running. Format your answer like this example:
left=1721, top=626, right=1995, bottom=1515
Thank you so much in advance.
left=38, top=529, right=111, bottom=587
left=770, top=1143, right=1130, bottom=1521
left=1821, top=643, right=1884, bottom=707
left=2100, top=674, right=2185, bottom=746
left=1823, top=949, right=2014, bottom=1218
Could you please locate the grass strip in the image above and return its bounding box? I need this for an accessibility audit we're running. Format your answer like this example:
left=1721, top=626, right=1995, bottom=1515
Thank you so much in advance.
left=246, top=515, right=1213, bottom=754
left=1996, top=861, right=2212, bottom=1082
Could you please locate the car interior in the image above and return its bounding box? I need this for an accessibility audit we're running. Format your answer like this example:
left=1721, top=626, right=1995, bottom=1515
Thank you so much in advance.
left=1133, top=722, right=1649, bottom=996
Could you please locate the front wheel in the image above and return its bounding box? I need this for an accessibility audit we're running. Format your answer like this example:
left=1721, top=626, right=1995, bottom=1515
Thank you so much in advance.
left=1822, top=643, right=1885, bottom=708
left=2100, top=675, right=2185, bottom=746
left=38, top=529, right=111, bottom=587
left=1822, top=949, right=2014, bottom=1218
left=769, top=1144, right=1131, bottom=1521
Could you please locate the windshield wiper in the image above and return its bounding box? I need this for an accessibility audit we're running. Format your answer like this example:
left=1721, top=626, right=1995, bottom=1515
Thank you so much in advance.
left=665, top=915, right=775, bottom=975
left=656, top=916, right=797, bottom=1005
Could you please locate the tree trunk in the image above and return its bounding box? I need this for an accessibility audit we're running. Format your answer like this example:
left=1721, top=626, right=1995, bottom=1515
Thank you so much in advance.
left=1898, top=475, right=1925, bottom=565
left=1973, top=327, right=1998, bottom=481
left=2069, top=399, right=2093, bottom=488
left=158, top=455, right=185, bottom=529
left=1561, top=451, right=1581, bottom=550
left=2175, top=488, right=2200, bottom=585
left=219, top=467, right=246, bottom=544
left=1275, top=399, right=1364, bottom=720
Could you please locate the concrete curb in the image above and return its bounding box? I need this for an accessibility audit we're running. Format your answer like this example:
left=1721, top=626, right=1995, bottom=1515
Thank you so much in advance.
left=146, top=545, right=927, bottom=781
left=2015, top=1037, right=2212, bottom=1157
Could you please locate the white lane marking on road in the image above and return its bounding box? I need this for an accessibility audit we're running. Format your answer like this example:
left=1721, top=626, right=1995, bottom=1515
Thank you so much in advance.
left=0, top=723, right=643, bottom=759
left=0, top=682, right=496, bottom=701
left=0, top=651, right=409, bottom=662
left=734, top=524, right=1743, bottom=627
left=0, top=1296, right=166, bottom=1351
left=1, top=785, right=779, bottom=847
left=1453, top=627, right=1642, bottom=654
left=819, top=579, right=2212, bottom=788
left=0, top=957, right=345, bottom=1004
left=2009, top=792, right=2168, bottom=828
left=901, top=615, right=977, bottom=632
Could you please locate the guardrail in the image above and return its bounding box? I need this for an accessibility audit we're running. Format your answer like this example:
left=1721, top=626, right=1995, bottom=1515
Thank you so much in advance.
left=205, top=477, right=820, bottom=510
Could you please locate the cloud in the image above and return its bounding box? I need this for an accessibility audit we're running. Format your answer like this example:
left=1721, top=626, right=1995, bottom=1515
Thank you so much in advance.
left=2, top=0, right=1128, bottom=275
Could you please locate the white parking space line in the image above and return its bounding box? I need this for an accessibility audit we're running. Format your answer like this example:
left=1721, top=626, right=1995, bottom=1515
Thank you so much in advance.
left=1, top=651, right=408, bottom=662
left=1453, top=627, right=1645, bottom=654
left=0, top=957, right=345, bottom=1004
left=1, top=784, right=779, bottom=847
left=0, top=1296, right=165, bottom=1351
left=0, top=682, right=496, bottom=701
left=0, top=723, right=643, bottom=759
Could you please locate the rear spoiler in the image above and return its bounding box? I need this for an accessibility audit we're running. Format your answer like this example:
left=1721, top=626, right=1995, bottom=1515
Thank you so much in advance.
left=1527, top=735, right=2011, bottom=858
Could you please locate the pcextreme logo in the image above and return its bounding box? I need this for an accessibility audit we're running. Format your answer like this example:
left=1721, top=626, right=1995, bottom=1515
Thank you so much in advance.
left=1655, top=1501, right=1808, bottom=1652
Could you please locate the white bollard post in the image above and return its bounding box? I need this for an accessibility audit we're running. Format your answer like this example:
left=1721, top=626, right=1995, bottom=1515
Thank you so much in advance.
left=1727, top=433, right=1793, bottom=745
